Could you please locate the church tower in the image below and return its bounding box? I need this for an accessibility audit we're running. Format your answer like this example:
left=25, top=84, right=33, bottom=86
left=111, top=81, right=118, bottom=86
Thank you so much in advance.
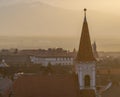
left=75, top=9, right=96, bottom=90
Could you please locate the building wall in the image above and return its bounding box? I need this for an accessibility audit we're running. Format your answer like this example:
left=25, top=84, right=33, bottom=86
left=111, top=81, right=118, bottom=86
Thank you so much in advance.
left=30, top=56, right=73, bottom=66
left=76, top=62, right=96, bottom=90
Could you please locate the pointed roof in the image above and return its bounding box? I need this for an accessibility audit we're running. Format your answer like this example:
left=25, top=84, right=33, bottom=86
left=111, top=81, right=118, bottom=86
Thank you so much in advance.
left=76, top=9, right=96, bottom=62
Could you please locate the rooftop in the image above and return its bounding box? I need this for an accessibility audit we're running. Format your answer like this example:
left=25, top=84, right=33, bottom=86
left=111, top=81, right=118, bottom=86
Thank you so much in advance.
left=102, top=82, right=120, bottom=97
left=13, top=74, right=95, bottom=97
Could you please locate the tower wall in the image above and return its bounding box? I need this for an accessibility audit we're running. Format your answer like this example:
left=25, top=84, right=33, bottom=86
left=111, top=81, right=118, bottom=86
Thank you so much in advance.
left=76, top=62, right=96, bottom=90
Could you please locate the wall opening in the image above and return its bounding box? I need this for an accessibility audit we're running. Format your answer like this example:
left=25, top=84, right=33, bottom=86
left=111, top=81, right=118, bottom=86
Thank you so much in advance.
left=84, top=75, right=90, bottom=87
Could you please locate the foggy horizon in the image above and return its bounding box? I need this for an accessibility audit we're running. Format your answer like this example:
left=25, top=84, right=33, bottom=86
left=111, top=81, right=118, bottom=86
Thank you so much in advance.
left=0, top=36, right=119, bottom=52
left=0, top=0, right=120, bottom=51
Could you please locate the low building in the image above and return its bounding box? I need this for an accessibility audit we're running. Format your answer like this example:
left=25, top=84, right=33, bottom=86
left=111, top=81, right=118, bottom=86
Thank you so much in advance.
left=30, top=56, right=73, bottom=66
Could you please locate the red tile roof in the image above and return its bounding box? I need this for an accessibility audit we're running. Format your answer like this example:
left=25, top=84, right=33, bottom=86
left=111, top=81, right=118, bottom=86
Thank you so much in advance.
left=13, top=74, right=80, bottom=97
left=13, top=74, right=96, bottom=97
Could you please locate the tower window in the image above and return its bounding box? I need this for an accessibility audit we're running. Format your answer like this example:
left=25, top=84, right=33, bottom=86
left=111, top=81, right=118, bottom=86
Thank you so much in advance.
left=84, top=75, right=90, bottom=88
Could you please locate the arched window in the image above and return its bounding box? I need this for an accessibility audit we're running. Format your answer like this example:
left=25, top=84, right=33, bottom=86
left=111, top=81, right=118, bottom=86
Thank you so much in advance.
left=84, top=75, right=90, bottom=87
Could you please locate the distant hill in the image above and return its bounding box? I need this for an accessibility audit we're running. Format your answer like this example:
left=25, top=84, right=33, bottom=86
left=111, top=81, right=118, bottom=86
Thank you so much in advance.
left=0, top=2, right=81, bottom=37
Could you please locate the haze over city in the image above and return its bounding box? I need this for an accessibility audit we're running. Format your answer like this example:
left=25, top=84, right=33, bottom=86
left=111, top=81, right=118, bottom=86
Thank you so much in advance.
left=1, top=1, right=120, bottom=97
left=0, top=0, right=120, bottom=51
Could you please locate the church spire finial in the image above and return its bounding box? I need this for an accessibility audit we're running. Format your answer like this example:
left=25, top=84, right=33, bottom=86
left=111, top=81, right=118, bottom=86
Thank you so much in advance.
left=84, top=8, right=87, bottom=16
left=84, top=8, right=87, bottom=21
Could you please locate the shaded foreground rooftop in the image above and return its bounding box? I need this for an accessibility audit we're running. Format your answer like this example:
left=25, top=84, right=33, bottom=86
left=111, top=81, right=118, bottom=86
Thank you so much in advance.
left=13, top=74, right=95, bottom=97
left=102, top=82, right=120, bottom=97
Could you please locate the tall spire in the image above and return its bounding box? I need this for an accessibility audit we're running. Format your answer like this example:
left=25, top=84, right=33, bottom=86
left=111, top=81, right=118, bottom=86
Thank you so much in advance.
left=76, top=9, right=96, bottom=62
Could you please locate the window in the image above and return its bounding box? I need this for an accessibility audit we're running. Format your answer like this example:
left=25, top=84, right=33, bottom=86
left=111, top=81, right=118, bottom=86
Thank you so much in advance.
left=84, top=75, right=90, bottom=87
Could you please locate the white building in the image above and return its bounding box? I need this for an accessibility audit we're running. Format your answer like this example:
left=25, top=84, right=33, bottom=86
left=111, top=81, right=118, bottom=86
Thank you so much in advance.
left=30, top=56, right=73, bottom=66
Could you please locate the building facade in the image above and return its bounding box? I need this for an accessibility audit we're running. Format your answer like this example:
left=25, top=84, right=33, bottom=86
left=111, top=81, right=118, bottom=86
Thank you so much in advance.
left=30, top=56, right=73, bottom=66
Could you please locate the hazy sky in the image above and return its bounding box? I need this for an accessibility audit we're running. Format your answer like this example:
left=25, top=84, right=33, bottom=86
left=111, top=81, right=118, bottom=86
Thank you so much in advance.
left=0, top=0, right=120, bottom=11
left=0, top=0, right=120, bottom=51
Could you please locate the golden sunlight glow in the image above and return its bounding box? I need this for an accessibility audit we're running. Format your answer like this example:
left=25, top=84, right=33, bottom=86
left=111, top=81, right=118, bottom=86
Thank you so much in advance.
left=0, top=0, right=120, bottom=51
